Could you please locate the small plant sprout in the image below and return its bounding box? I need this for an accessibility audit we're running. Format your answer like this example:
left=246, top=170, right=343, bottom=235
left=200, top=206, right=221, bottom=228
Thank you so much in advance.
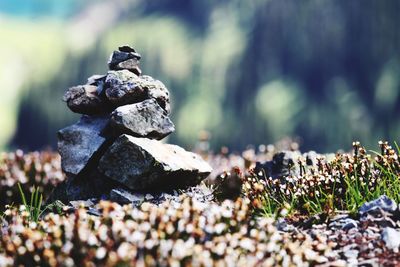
left=17, top=183, right=51, bottom=223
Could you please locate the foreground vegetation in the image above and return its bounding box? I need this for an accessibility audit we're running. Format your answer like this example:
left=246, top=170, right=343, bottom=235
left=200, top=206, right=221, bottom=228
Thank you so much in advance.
left=1, top=198, right=336, bottom=266
left=241, top=141, right=400, bottom=217
left=1, top=141, right=400, bottom=265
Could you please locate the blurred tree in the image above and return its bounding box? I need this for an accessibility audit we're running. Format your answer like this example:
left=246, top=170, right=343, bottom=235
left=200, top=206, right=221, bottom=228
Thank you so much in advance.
left=1, top=0, right=400, bottom=152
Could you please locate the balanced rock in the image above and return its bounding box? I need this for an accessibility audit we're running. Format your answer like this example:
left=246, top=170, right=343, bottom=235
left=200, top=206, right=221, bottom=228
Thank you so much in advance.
left=105, top=70, right=170, bottom=114
left=108, top=45, right=142, bottom=75
left=87, top=74, right=107, bottom=86
left=117, top=58, right=141, bottom=75
left=98, top=134, right=212, bottom=191
left=118, top=45, right=141, bottom=55
left=111, top=98, right=175, bottom=140
left=63, top=85, right=112, bottom=115
left=142, top=75, right=171, bottom=114
left=58, top=115, right=110, bottom=175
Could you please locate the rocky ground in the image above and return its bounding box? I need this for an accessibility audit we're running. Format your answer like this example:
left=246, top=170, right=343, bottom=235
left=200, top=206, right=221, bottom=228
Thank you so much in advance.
left=1, top=140, right=400, bottom=266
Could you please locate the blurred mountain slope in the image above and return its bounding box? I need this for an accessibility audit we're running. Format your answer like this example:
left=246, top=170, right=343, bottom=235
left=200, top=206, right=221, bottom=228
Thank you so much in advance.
left=0, top=17, right=66, bottom=150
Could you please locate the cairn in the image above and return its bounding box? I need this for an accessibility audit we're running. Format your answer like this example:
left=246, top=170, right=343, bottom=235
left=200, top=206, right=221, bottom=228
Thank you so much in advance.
left=49, top=46, right=212, bottom=205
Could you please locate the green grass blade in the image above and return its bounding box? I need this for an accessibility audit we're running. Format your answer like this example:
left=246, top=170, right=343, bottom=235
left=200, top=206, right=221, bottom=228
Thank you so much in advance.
left=34, top=187, right=39, bottom=208
left=38, top=204, right=52, bottom=219
left=394, top=141, right=400, bottom=155
left=17, top=183, right=28, bottom=207
left=35, top=193, right=43, bottom=222
left=30, top=186, right=35, bottom=215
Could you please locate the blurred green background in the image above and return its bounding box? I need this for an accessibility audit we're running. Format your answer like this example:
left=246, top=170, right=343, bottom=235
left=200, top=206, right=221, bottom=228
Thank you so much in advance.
left=0, top=0, right=399, bottom=152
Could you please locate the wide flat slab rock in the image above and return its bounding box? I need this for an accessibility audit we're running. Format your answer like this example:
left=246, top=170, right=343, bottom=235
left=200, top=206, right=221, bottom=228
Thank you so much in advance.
left=98, top=134, right=212, bottom=190
left=105, top=70, right=170, bottom=114
left=110, top=99, right=174, bottom=140
left=58, top=116, right=109, bottom=175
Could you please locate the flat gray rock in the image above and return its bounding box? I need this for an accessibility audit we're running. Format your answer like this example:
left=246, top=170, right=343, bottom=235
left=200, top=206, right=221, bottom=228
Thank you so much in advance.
left=109, top=188, right=144, bottom=205
left=105, top=70, right=170, bottom=114
left=63, top=84, right=111, bottom=115
left=108, top=50, right=141, bottom=75
left=116, top=58, right=142, bottom=75
left=359, top=195, right=397, bottom=215
left=98, top=134, right=212, bottom=191
left=58, top=115, right=109, bottom=175
left=110, top=99, right=175, bottom=140
left=108, top=50, right=140, bottom=65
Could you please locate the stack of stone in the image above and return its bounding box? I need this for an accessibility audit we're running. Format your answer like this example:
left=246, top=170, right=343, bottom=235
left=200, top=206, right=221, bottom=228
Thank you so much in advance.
left=49, top=46, right=212, bottom=205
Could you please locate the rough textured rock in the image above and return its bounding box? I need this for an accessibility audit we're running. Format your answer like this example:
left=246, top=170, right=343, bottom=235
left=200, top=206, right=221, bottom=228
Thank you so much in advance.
left=87, top=74, right=106, bottom=86
left=214, top=171, right=242, bottom=200
left=110, top=99, right=174, bottom=140
left=329, top=215, right=358, bottom=231
left=58, top=115, right=110, bottom=175
left=255, top=151, right=335, bottom=180
left=105, top=70, right=170, bottom=114
left=108, top=46, right=141, bottom=75
left=142, top=75, right=171, bottom=114
left=108, top=184, right=214, bottom=206
left=105, top=70, right=146, bottom=104
left=47, top=170, right=118, bottom=203
left=98, top=134, right=212, bottom=191
left=116, top=58, right=142, bottom=75
left=63, top=85, right=111, bottom=115
left=109, top=188, right=144, bottom=205
left=359, top=195, right=398, bottom=215
left=108, top=51, right=138, bottom=66
left=118, top=45, right=141, bottom=56
left=255, top=151, right=300, bottom=179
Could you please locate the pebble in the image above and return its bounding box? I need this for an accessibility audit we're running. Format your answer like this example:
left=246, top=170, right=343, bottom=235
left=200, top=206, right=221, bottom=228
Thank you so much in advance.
left=359, top=195, right=398, bottom=215
left=381, top=227, right=400, bottom=252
